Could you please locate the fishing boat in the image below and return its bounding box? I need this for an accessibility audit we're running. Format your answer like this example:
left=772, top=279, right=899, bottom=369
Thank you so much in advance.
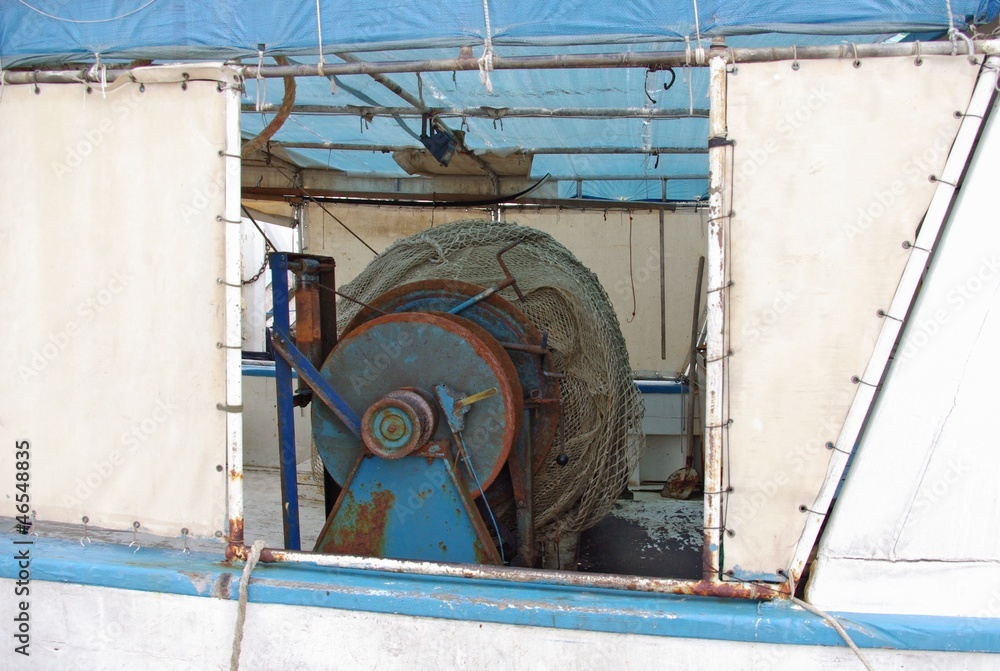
left=2, top=2, right=999, bottom=669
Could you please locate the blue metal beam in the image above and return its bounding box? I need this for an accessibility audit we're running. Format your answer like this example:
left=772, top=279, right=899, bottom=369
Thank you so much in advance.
left=269, top=333, right=362, bottom=438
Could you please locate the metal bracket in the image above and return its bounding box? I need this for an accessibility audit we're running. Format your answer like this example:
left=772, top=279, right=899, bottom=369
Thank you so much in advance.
left=271, top=330, right=362, bottom=437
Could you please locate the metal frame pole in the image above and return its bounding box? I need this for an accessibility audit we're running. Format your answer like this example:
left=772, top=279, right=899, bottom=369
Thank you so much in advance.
left=703, top=43, right=729, bottom=584
left=243, top=104, right=710, bottom=118
left=264, top=142, right=708, bottom=155
left=270, top=252, right=302, bottom=550
left=6, top=40, right=991, bottom=86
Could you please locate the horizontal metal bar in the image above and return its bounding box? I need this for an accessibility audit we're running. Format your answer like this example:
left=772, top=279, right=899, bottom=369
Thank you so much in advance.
left=268, top=141, right=706, bottom=155
left=240, top=41, right=984, bottom=78
left=502, top=198, right=703, bottom=211
left=242, top=189, right=705, bottom=210
left=244, top=104, right=710, bottom=119
left=3, top=40, right=992, bottom=85
left=257, top=547, right=770, bottom=599
left=546, top=174, right=706, bottom=181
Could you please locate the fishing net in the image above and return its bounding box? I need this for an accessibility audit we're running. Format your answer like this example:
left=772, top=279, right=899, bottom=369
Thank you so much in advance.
left=336, top=218, right=644, bottom=543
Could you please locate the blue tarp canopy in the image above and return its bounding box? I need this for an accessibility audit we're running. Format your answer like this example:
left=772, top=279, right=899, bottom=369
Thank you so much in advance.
left=3, top=1, right=997, bottom=201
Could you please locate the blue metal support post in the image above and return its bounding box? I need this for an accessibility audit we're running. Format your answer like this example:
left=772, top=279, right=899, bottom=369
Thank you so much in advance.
left=269, top=252, right=302, bottom=550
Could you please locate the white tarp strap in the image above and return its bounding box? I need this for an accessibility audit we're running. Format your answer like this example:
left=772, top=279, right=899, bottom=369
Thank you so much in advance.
left=479, top=0, right=495, bottom=94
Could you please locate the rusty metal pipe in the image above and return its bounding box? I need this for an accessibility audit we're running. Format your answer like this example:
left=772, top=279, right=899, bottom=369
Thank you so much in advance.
left=257, top=547, right=774, bottom=599
left=243, top=104, right=710, bottom=119
left=703, top=44, right=729, bottom=582
left=263, top=141, right=708, bottom=155
left=499, top=341, right=549, bottom=355
left=3, top=41, right=990, bottom=87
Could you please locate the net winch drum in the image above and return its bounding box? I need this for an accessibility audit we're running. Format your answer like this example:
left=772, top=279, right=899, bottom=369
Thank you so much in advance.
left=300, top=220, right=643, bottom=566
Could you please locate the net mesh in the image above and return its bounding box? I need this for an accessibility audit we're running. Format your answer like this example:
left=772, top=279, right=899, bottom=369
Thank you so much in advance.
left=337, top=218, right=644, bottom=541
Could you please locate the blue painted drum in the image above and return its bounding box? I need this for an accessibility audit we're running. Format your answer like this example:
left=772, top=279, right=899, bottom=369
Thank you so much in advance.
left=312, top=311, right=523, bottom=501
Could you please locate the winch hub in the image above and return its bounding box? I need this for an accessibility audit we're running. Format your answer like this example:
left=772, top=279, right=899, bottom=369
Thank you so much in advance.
left=360, top=389, right=437, bottom=459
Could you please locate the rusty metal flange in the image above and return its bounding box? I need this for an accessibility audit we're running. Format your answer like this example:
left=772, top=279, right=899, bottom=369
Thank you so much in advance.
left=360, top=389, right=437, bottom=459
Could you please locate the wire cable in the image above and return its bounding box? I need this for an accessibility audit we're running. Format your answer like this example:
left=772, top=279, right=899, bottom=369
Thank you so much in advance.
left=17, top=0, right=159, bottom=23
left=269, top=165, right=379, bottom=255
left=457, top=432, right=506, bottom=563
left=240, top=206, right=279, bottom=251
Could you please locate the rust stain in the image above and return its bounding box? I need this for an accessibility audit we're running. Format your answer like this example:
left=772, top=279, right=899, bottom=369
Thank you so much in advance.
left=326, top=489, right=396, bottom=557
left=211, top=572, right=234, bottom=599
left=225, top=516, right=245, bottom=560
left=228, top=468, right=243, bottom=481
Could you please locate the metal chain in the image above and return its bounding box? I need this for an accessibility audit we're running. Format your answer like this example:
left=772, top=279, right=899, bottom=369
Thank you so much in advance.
left=242, top=255, right=268, bottom=285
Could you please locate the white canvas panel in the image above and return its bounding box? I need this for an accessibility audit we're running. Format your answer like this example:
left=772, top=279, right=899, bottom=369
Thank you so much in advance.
left=722, top=56, right=979, bottom=579
left=812, top=86, right=1000, bottom=601
left=807, top=555, right=1000, bottom=618
left=304, top=204, right=707, bottom=374
left=0, top=73, right=237, bottom=538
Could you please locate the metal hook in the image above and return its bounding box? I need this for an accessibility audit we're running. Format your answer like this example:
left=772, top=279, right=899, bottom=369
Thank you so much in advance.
left=80, top=516, right=91, bottom=546
left=644, top=69, right=657, bottom=104
left=181, top=527, right=191, bottom=555
left=129, top=521, right=141, bottom=553
left=495, top=239, right=526, bottom=301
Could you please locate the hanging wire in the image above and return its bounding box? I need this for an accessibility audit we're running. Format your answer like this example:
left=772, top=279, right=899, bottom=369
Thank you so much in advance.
left=626, top=210, right=637, bottom=323
left=270, top=165, right=379, bottom=255
left=17, top=0, right=160, bottom=23
left=314, top=0, right=326, bottom=69
left=684, top=37, right=695, bottom=115
left=691, top=0, right=704, bottom=50
left=457, top=432, right=506, bottom=563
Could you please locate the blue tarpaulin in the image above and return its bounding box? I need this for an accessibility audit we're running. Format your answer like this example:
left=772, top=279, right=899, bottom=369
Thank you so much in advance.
left=3, top=1, right=997, bottom=201
left=2, top=1, right=997, bottom=63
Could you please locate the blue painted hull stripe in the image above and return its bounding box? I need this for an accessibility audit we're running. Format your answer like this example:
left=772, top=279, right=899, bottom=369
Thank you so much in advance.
left=2, top=533, right=998, bottom=654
